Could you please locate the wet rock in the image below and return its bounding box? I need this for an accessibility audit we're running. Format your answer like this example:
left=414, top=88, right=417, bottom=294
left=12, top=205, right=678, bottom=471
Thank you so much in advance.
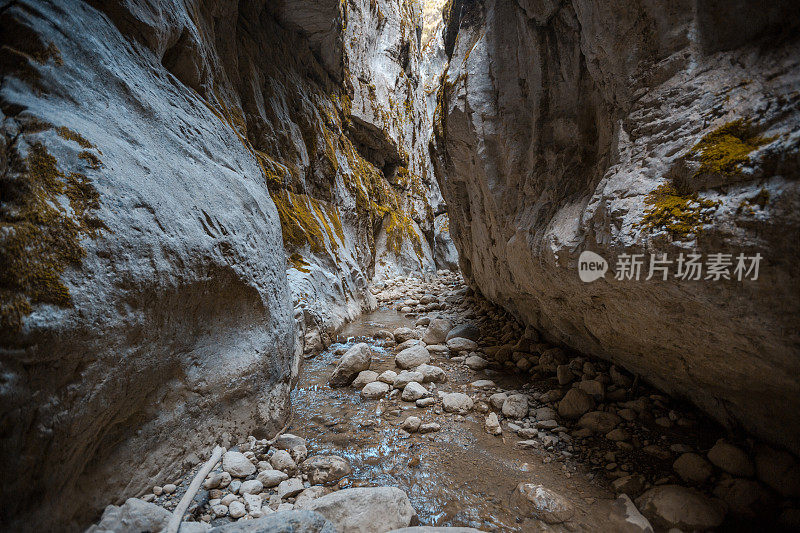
left=257, top=470, right=288, bottom=488
left=301, top=455, right=352, bottom=485
left=422, top=318, right=453, bottom=345
left=502, top=395, right=529, bottom=419
left=673, top=453, right=713, bottom=484
left=415, top=364, right=446, bottom=383
left=207, top=510, right=337, bottom=532
left=378, top=370, right=398, bottom=384
left=395, top=345, right=432, bottom=369
left=577, top=411, right=621, bottom=433
left=558, top=389, right=594, bottom=419
left=87, top=498, right=170, bottom=533
left=635, top=485, right=725, bottom=530
left=714, top=478, right=774, bottom=518
left=329, top=343, right=372, bottom=388
left=277, top=478, right=304, bottom=499
left=394, top=371, right=424, bottom=389
left=707, top=440, right=754, bottom=477
left=465, top=355, right=488, bottom=370
left=362, top=382, right=391, bottom=400
left=393, top=328, right=419, bottom=344
left=608, top=494, right=654, bottom=533
left=352, top=370, right=380, bottom=388
left=402, top=416, right=422, bottom=433
left=402, top=382, right=428, bottom=401
left=446, top=337, right=478, bottom=352
left=374, top=330, right=396, bottom=343
left=755, top=445, right=800, bottom=497
left=485, top=412, right=502, bottom=435
left=223, top=451, right=257, bottom=478
left=302, top=487, right=415, bottom=532
left=512, top=483, right=574, bottom=524
left=270, top=450, right=297, bottom=473
left=446, top=323, right=480, bottom=342
left=441, top=393, right=474, bottom=414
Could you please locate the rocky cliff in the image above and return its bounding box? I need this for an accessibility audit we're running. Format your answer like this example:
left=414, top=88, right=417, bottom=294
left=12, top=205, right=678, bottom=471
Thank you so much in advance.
left=0, top=0, right=452, bottom=529
left=432, top=0, right=800, bottom=454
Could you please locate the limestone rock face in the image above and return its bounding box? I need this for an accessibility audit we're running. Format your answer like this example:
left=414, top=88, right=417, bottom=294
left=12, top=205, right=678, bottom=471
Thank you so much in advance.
left=0, top=0, right=446, bottom=530
left=431, top=0, right=800, bottom=452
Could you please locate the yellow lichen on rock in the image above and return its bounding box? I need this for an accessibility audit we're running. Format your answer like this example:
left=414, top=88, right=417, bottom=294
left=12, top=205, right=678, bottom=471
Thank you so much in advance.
left=690, top=119, right=775, bottom=177
left=1, top=141, right=105, bottom=331
left=638, top=184, right=720, bottom=239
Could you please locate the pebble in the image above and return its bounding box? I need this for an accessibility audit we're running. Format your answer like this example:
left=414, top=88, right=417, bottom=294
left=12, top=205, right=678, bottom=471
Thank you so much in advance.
left=635, top=485, right=725, bottom=530
left=401, top=381, right=428, bottom=401
left=402, top=416, right=422, bottom=433
left=395, top=345, right=432, bottom=369
left=228, top=501, right=246, bottom=518
left=418, top=422, right=441, bottom=433
left=707, top=439, right=754, bottom=477
left=223, top=451, right=256, bottom=477
left=240, top=479, right=263, bottom=494
left=485, top=412, right=502, bottom=435
left=446, top=337, right=478, bottom=352
left=441, top=392, right=473, bottom=414
left=512, top=483, right=574, bottom=524
left=257, top=469, right=288, bottom=488
left=673, top=452, right=713, bottom=484
left=361, top=381, right=390, bottom=399
left=489, top=392, right=508, bottom=410
left=277, top=478, right=304, bottom=499
left=557, top=388, right=594, bottom=418
left=502, top=394, right=528, bottom=419
left=270, top=449, right=297, bottom=473
left=465, top=355, right=489, bottom=370
left=377, top=370, right=398, bottom=384
left=352, top=370, right=379, bottom=388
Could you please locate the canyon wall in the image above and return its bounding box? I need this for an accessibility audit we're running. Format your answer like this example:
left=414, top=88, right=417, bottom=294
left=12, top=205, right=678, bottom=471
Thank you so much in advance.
left=0, top=0, right=449, bottom=529
left=432, top=0, right=800, bottom=454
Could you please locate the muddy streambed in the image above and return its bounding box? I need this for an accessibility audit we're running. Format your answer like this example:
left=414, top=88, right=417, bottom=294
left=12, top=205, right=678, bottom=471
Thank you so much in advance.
left=290, top=308, right=619, bottom=531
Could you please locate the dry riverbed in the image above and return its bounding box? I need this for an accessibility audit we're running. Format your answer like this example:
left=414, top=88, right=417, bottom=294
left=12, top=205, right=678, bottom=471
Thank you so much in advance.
left=89, top=271, right=799, bottom=532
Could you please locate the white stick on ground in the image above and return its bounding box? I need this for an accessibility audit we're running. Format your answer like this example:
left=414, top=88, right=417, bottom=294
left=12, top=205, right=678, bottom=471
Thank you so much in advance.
left=165, top=445, right=225, bottom=533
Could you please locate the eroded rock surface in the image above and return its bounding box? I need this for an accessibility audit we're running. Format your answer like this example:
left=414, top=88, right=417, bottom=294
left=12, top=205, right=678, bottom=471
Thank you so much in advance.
left=431, top=0, right=800, bottom=452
